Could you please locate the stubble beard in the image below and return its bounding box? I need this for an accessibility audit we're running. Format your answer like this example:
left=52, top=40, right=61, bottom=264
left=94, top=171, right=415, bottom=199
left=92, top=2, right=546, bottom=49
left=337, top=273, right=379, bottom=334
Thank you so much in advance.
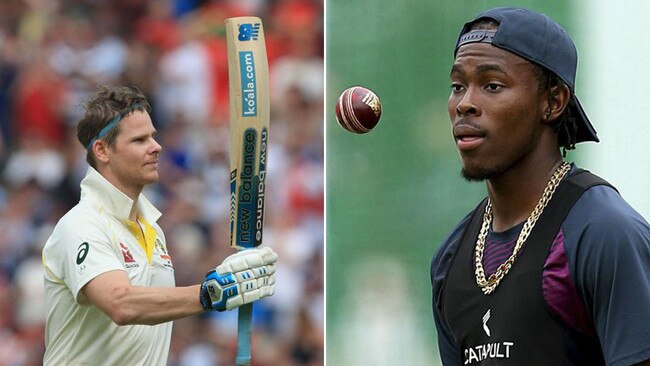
left=461, top=165, right=506, bottom=182
left=460, top=148, right=531, bottom=182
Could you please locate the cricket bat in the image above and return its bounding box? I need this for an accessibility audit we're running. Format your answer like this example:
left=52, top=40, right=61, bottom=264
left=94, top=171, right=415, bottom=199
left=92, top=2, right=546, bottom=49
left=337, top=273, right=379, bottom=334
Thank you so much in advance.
left=225, top=17, right=270, bottom=366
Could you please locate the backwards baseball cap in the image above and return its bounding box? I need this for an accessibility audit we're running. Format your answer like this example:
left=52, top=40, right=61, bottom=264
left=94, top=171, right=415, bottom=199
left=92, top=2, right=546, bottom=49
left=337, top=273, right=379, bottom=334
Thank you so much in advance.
left=454, top=7, right=599, bottom=143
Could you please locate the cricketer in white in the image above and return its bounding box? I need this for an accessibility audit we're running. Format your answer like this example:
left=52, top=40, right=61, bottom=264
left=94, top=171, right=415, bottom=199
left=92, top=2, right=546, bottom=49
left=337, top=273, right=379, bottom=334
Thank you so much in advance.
left=42, top=86, right=277, bottom=365
left=43, top=167, right=175, bottom=365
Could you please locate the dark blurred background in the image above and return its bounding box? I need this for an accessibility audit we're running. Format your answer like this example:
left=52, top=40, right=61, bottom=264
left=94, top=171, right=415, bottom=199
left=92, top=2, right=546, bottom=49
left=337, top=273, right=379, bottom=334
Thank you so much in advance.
left=0, top=0, right=323, bottom=365
left=326, top=0, right=649, bottom=365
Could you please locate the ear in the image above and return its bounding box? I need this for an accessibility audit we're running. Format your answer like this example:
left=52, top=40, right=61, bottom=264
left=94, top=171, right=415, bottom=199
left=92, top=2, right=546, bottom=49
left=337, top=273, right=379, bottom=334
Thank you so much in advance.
left=542, top=84, right=571, bottom=124
left=92, top=140, right=111, bottom=165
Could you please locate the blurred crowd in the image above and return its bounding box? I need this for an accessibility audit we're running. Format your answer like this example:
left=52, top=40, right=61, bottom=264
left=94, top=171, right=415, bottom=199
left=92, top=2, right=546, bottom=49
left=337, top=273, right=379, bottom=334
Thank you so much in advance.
left=0, top=0, right=324, bottom=365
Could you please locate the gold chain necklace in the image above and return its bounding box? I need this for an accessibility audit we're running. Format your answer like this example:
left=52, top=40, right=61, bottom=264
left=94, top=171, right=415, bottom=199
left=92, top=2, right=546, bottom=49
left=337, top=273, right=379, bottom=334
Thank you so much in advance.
left=474, top=161, right=571, bottom=295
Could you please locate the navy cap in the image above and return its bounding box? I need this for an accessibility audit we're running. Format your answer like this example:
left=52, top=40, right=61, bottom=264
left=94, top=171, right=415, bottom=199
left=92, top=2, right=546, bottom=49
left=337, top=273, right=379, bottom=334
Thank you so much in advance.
left=455, top=7, right=599, bottom=144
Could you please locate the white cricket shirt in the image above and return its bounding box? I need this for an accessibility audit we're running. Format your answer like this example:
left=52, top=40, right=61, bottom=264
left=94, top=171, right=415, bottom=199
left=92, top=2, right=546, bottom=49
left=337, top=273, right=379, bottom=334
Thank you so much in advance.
left=42, top=167, right=175, bottom=365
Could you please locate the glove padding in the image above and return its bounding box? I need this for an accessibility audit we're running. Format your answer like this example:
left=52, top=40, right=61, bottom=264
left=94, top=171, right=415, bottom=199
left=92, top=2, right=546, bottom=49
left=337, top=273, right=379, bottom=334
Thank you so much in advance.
left=200, top=247, right=277, bottom=312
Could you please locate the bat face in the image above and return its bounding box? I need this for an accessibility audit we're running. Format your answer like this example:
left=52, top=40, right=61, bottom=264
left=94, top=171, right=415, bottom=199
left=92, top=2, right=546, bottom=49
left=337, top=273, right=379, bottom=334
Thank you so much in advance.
left=231, top=127, right=267, bottom=246
left=226, top=17, right=270, bottom=250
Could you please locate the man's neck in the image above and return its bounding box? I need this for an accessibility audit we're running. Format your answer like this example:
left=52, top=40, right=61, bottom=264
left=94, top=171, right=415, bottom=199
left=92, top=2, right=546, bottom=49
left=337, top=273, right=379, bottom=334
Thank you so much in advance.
left=486, top=155, right=563, bottom=232
left=97, top=167, right=143, bottom=200
left=96, top=166, right=143, bottom=221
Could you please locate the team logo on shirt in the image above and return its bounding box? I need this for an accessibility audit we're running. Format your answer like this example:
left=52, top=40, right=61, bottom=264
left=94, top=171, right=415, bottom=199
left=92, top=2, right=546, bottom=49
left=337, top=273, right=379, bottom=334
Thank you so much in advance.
left=155, top=239, right=171, bottom=260
left=119, top=242, right=138, bottom=268
left=155, top=238, right=173, bottom=268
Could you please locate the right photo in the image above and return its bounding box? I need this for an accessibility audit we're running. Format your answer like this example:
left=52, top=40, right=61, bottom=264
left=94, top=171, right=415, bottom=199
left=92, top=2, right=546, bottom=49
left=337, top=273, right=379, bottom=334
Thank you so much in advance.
left=326, top=1, right=650, bottom=365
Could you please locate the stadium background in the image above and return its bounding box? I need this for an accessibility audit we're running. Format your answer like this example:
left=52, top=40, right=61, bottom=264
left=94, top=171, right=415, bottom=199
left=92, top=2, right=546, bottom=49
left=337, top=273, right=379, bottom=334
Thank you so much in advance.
left=0, top=0, right=323, bottom=365
left=326, top=0, right=650, bottom=365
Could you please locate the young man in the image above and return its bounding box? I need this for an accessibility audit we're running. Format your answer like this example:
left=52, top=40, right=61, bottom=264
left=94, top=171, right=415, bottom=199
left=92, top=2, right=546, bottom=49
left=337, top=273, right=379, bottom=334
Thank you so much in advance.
left=42, top=86, right=278, bottom=365
left=431, top=8, right=650, bottom=366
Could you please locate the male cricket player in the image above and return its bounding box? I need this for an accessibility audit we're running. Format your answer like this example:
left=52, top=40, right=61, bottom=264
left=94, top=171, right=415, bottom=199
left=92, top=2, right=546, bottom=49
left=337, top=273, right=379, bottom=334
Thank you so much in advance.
left=42, top=85, right=277, bottom=365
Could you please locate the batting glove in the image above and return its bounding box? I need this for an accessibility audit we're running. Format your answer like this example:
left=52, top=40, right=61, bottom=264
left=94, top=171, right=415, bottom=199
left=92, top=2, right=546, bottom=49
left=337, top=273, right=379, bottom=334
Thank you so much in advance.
left=200, top=247, right=277, bottom=312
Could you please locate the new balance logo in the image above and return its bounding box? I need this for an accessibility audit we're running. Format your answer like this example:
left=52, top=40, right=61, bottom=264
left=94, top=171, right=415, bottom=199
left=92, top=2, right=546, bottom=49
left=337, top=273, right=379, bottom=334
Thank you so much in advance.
left=238, top=23, right=260, bottom=41
left=482, top=309, right=491, bottom=337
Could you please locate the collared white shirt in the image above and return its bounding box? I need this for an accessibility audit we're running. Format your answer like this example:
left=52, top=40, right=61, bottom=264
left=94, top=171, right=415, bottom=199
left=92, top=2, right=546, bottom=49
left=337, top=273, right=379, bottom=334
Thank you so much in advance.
left=42, top=167, right=175, bottom=365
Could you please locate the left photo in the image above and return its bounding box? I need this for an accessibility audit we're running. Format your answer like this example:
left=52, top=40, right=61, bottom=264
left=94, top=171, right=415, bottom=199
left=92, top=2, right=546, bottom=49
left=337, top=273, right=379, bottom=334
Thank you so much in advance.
left=0, top=1, right=323, bottom=365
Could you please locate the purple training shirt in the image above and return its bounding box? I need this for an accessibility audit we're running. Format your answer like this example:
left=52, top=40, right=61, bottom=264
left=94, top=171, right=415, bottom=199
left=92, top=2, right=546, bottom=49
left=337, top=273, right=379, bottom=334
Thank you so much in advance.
left=482, top=227, right=595, bottom=336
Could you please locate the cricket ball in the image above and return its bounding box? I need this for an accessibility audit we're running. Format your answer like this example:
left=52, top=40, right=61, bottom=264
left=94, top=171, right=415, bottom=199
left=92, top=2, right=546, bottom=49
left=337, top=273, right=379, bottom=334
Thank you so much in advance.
left=335, top=86, right=382, bottom=134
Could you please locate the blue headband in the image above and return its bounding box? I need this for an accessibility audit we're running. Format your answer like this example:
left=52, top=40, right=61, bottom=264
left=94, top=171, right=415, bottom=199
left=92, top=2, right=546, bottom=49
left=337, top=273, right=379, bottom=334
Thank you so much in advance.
left=86, top=103, right=144, bottom=151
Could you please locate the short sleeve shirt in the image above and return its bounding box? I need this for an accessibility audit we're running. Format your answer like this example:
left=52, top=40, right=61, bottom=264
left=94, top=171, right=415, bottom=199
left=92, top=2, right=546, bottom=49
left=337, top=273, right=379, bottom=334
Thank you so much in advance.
left=42, top=167, right=175, bottom=365
left=431, top=167, right=650, bottom=366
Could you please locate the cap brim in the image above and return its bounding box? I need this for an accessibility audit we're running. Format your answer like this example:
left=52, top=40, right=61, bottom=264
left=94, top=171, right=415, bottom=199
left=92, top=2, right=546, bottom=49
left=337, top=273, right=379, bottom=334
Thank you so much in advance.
left=570, top=96, right=599, bottom=143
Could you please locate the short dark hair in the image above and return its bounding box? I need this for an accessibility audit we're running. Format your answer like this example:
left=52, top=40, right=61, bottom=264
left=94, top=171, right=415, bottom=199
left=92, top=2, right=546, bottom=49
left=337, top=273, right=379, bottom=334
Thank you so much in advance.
left=467, top=19, right=577, bottom=154
left=77, top=86, right=152, bottom=168
left=531, top=66, right=577, bottom=154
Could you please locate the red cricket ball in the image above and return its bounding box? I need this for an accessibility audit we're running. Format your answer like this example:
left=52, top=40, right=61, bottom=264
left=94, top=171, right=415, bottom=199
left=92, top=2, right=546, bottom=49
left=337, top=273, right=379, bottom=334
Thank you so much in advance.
left=335, top=86, right=382, bottom=134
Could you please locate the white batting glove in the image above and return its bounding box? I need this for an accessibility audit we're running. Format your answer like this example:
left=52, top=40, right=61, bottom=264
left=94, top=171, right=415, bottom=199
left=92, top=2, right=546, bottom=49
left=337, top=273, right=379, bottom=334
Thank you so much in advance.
left=200, top=247, right=277, bottom=312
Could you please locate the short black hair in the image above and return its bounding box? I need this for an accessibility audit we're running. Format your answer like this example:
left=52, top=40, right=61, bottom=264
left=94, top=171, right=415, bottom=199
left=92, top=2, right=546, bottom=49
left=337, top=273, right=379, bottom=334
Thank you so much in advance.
left=531, top=66, right=577, bottom=154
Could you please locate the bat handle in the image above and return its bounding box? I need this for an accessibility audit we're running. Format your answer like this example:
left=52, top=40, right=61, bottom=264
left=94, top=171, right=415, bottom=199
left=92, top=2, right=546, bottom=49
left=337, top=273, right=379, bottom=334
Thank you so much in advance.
left=236, top=303, right=253, bottom=366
